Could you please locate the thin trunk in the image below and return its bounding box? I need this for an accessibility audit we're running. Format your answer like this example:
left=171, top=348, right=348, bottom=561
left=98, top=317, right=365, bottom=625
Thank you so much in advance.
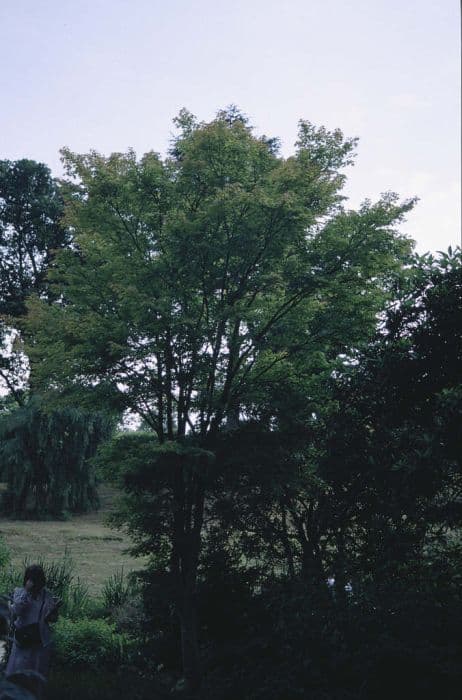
left=165, top=328, right=174, bottom=439
left=209, top=318, right=241, bottom=436
left=0, top=369, right=25, bottom=407
left=201, top=317, right=227, bottom=436
left=156, top=351, right=165, bottom=442
left=334, top=529, right=348, bottom=608
left=300, top=541, right=326, bottom=588
left=280, top=503, right=296, bottom=579
left=287, top=502, right=328, bottom=592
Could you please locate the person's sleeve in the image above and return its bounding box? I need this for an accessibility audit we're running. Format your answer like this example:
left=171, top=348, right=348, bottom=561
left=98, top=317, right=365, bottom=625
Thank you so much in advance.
left=11, top=587, right=32, bottom=616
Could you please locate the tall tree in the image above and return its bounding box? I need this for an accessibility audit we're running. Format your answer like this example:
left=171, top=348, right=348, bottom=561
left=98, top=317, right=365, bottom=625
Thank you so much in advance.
left=25, top=109, right=414, bottom=688
left=0, top=159, right=69, bottom=400
left=0, top=160, right=111, bottom=517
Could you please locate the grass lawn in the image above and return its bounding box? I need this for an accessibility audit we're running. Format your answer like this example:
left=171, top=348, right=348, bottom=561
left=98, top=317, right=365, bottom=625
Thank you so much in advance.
left=0, top=485, right=145, bottom=592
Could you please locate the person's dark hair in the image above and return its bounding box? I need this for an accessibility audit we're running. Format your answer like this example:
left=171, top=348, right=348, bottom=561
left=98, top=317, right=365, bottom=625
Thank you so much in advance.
left=23, top=564, right=46, bottom=592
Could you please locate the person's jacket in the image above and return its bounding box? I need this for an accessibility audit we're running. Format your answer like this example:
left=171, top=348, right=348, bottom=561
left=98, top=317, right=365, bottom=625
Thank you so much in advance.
left=11, top=587, right=57, bottom=647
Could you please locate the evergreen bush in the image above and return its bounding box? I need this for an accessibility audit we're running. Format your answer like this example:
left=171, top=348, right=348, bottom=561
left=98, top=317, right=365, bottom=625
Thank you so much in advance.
left=52, top=618, right=133, bottom=669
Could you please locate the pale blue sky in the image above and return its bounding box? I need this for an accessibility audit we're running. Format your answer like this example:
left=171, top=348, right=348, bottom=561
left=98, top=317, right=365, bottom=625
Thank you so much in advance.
left=0, top=0, right=460, bottom=252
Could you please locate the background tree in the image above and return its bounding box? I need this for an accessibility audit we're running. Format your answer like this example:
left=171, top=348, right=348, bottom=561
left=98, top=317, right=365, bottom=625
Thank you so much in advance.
left=204, top=197, right=419, bottom=591
left=211, top=248, right=462, bottom=592
left=191, top=249, right=462, bottom=700
left=0, top=159, right=69, bottom=401
left=0, top=160, right=111, bottom=517
left=0, top=159, right=68, bottom=314
left=319, top=248, right=462, bottom=588
left=0, top=397, right=113, bottom=516
left=26, top=108, right=415, bottom=689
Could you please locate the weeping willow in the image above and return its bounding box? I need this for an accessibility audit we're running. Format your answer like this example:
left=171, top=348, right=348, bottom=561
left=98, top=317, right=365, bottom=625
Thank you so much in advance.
left=0, top=399, right=113, bottom=517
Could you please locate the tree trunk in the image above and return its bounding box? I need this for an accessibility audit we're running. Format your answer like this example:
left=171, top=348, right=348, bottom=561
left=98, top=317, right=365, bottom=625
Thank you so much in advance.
left=300, top=542, right=331, bottom=605
left=280, top=504, right=296, bottom=579
left=333, top=529, right=348, bottom=608
left=172, top=462, right=205, bottom=692
left=301, top=544, right=325, bottom=585
left=179, top=590, right=201, bottom=693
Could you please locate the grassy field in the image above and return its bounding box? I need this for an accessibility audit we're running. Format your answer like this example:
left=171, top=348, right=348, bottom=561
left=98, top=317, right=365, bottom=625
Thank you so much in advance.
left=0, top=485, right=145, bottom=592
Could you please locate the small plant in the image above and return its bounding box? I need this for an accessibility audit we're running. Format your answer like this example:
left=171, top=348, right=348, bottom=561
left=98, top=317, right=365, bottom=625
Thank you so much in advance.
left=0, top=537, right=11, bottom=571
left=35, top=555, right=74, bottom=600
left=0, top=564, right=22, bottom=596
left=102, top=568, right=132, bottom=611
left=13, top=553, right=75, bottom=600
left=110, top=594, right=147, bottom=635
left=62, top=577, right=90, bottom=620
left=0, top=538, right=18, bottom=597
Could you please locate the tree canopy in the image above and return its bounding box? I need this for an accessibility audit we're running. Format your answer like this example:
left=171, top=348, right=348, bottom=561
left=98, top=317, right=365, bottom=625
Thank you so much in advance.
left=27, top=111, right=414, bottom=434
left=21, top=108, right=423, bottom=689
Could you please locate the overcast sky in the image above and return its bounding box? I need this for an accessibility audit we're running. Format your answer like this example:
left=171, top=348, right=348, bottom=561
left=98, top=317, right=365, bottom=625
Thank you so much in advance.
left=0, top=0, right=460, bottom=253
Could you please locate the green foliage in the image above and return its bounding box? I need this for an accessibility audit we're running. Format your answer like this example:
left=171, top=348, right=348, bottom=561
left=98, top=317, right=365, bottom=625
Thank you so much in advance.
left=22, top=108, right=418, bottom=688
left=198, top=570, right=462, bottom=700
left=26, top=110, right=413, bottom=436
left=108, top=594, right=146, bottom=637
left=0, top=536, right=11, bottom=571
left=35, top=555, right=72, bottom=594
left=102, top=568, right=132, bottom=611
left=0, top=159, right=67, bottom=318
left=0, top=563, right=23, bottom=595
left=96, top=433, right=215, bottom=565
left=0, top=159, right=113, bottom=521
left=52, top=617, right=133, bottom=669
left=0, top=554, right=92, bottom=622
left=0, top=159, right=68, bottom=406
left=36, top=557, right=91, bottom=620
left=62, top=577, right=91, bottom=621
left=317, top=250, right=462, bottom=582
left=208, top=249, right=462, bottom=590
left=0, top=398, right=113, bottom=517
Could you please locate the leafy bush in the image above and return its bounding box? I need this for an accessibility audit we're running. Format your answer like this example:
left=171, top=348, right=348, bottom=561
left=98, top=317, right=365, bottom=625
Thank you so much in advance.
left=197, top=565, right=462, bottom=700
left=53, top=617, right=134, bottom=669
left=135, top=568, right=181, bottom=673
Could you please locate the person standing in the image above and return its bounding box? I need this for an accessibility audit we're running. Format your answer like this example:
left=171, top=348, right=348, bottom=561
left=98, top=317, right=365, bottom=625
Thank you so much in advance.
left=6, top=564, right=61, bottom=697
